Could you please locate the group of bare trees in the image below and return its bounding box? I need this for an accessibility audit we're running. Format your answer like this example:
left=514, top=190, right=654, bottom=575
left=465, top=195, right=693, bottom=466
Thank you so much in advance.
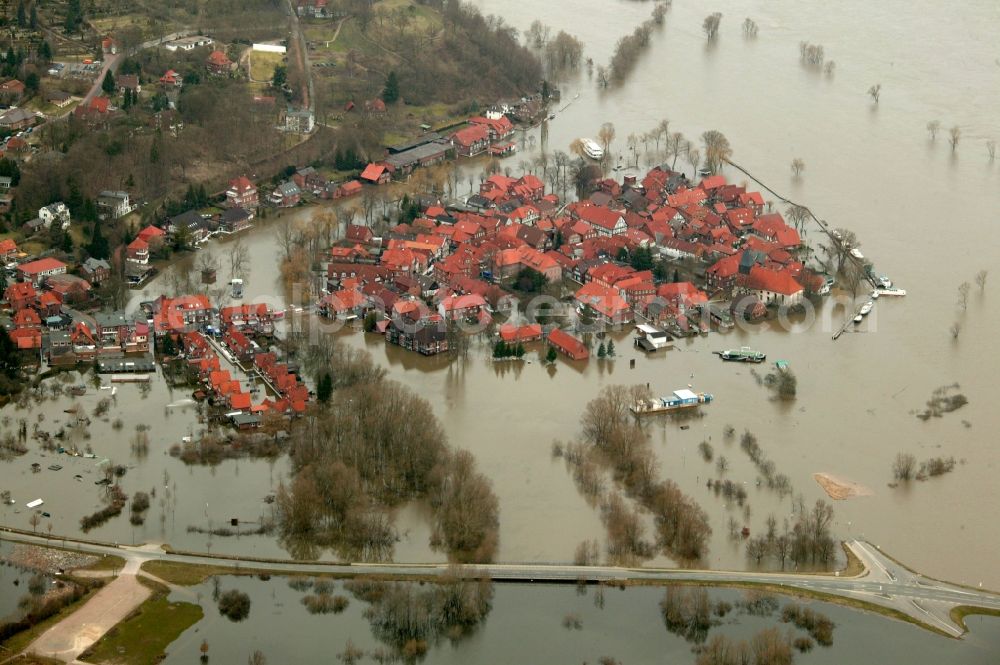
left=276, top=344, right=499, bottom=562
left=798, top=41, right=835, bottom=75
left=598, top=3, right=669, bottom=86
left=702, top=13, right=723, bottom=40
left=346, top=573, right=493, bottom=658
left=742, top=18, right=758, bottom=38
left=925, top=120, right=989, bottom=157
left=950, top=269, right=988, bottom=340
left=564, top=385, right=712, bottom=562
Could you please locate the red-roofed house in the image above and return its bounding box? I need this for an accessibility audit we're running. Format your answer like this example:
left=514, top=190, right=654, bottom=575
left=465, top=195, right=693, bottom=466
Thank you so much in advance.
left=751, top=213, right=800, bottom=249
left=206, top=50, right=235, bottom=75
left=657, top=282, right=708, bottom=313
left=127, top=237, right=149, bottom=265
left=226, top=176, right=258, bottom=209
left=360, top=163, right=390, bottom=185
left=159, top=69, right=183, bottom=87
left=706, top=254, right=741, bottom=292
left=547, top=328, right=589, bottom=361
left=746, top=266, right=804, bottom=305
left=438, top=293, right=487, bottom=321
left=17, top=258, right=67, bottom=286
left=498, top=323, right=543, bottom=343
left=468, top=115, right=514, bottom=141
left=0, top=238, right=17, bottom=262
left=575, top=205, right=627, bottom=237
left=4, top=281, right=35, bottom=311
left=451, top=124, right=490, bottom=157
left=575, top=282, right=633, bottom=324
left=345, top=224, right=374, bottom=245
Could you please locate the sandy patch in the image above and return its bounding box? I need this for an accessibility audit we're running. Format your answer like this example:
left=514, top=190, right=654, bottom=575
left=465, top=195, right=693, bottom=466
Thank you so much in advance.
left=813, top=472, right=873, bottom=500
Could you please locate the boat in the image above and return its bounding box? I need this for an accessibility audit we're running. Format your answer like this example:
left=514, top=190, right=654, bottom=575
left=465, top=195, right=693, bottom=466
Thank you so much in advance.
left=876, top=288, right=906, bottom=297
left=875, top=274, right=892, bottom=289
left=718, top=347, right=766, bottom=363
left=870, top=290, right=879, bottom=299
left=69, top=385, right=87, bottom=396
left=581, top=138, right=604, bottom=160
left=853, top=314, right=863, bottom=324
left=859, top=301, right=874, bottom=316
left=631, top=389, right=714, bottom=415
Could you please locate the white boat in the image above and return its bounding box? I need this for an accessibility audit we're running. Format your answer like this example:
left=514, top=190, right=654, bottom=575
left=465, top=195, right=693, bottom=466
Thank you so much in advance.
left=876, top=288, right=906, bottom=297
left=581, top=138, right=604, bottom=160
left=870, top=290, right=879, bottom=299
left=859, top=301, right=874, bottom=316
left=26, top=498, right=44, bottom=509
left=849, top=248, right=864, bottom=260
left=853, top=314, right=863, bottom=324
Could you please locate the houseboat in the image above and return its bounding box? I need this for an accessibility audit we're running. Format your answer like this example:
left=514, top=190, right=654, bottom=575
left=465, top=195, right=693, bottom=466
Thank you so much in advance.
left=718, top=347, right=766, bottom=363
left=631, top=388, right=714, bottom=415
left=875, top=288, right=906, bottom=297
left=581, top=138, right=604, bottom=160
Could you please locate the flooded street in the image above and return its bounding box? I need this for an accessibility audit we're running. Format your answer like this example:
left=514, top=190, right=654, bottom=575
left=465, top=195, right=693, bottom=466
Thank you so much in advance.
left=160, top=576, right=1000, bottom=664
left=2, top=0, right=999, bottom=594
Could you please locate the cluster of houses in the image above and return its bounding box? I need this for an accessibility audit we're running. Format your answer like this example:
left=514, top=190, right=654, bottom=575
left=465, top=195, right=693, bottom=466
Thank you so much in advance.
left=169, top=298, right=307, bottom=426
left=316, top=165, right=821, bottom=359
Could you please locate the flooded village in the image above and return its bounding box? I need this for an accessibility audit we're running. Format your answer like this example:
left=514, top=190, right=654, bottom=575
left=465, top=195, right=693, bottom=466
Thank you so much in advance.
left=0, top=0, right=999, bottom=662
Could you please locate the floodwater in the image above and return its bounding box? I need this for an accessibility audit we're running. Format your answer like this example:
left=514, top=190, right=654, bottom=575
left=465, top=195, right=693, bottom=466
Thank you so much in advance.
left=2, top=0, right=999, bottom=598
left=159, top=575, right=1000, bottom=664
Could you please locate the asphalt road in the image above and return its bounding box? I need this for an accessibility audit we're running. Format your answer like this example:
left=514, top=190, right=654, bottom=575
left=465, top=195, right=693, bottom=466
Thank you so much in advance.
left=5, top=530, right=998, bottom=645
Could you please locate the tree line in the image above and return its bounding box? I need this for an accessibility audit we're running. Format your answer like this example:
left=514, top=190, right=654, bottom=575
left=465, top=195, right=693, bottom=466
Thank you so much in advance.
left=563, top=385, right=713, bottom=562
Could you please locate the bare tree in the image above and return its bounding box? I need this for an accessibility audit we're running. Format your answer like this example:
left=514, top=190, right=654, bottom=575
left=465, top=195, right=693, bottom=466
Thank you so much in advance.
left=742, top=18, right=758, bottom=38
left=228, top=237, right=250, bottom=283
left=957, top=281, right=970, bottom=310
left=950, top=321, right=961, bottom=340
left=790, top=158, right=805, bottom=177
left=892, top=453, right=917, bottom=481
left=823, top=61, right=836, bottom=76
left=949, top=125, right=961, bottom=151
left=867, top=83, right=881, bottom=103
left=596, top=65, right=609, bottom=87
left=987, top=140, right=996, bottom=161
left=701, top=130, right=732, bottom=174
left=703, top=12, right=723, bottom=40
left=687, top=148, right=701, bottom=179
left=598, top=122, right=616, bottom=157
left=975, top=269, right=988, bottom=292
left=29, top=512, right=40, bottom=532
left=746, top=536, right=768, bottom=564
left=248, top=651, right=267, bottom=665
left=926, top=120, right=941, bottom=141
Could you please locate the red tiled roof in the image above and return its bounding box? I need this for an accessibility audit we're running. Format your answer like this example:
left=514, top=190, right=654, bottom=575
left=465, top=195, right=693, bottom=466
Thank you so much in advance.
left=547, top=328, right=589, bottom=360
left=19, top=257, right=66, bottom=275
left=360, top=163, right=387, bottom=182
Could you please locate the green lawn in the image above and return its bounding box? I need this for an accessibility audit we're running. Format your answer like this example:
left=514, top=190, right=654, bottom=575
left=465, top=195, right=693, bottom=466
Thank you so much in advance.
left=140, top=560, right=232, bottom=586
left=79, top=593, right=203, bottom=665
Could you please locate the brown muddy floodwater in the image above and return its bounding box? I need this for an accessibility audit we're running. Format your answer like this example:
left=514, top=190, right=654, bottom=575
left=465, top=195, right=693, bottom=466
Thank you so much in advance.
left=2, top=0, right=999, bottom=595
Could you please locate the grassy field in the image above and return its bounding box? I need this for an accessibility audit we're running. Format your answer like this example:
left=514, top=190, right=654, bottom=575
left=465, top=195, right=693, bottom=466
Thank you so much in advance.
left=140, top=560, right=234, bottom=586
left=249, top=50, right=285, bottom=82
left=79, top=590, right=203, bottom=665
left=80, top=554, right=128, bottom=573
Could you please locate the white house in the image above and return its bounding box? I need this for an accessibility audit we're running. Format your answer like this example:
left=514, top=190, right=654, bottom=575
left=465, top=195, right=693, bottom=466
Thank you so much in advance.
left=39, top=202, right=71, bottom=230
left=97, top=191, right=137, bottom=219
